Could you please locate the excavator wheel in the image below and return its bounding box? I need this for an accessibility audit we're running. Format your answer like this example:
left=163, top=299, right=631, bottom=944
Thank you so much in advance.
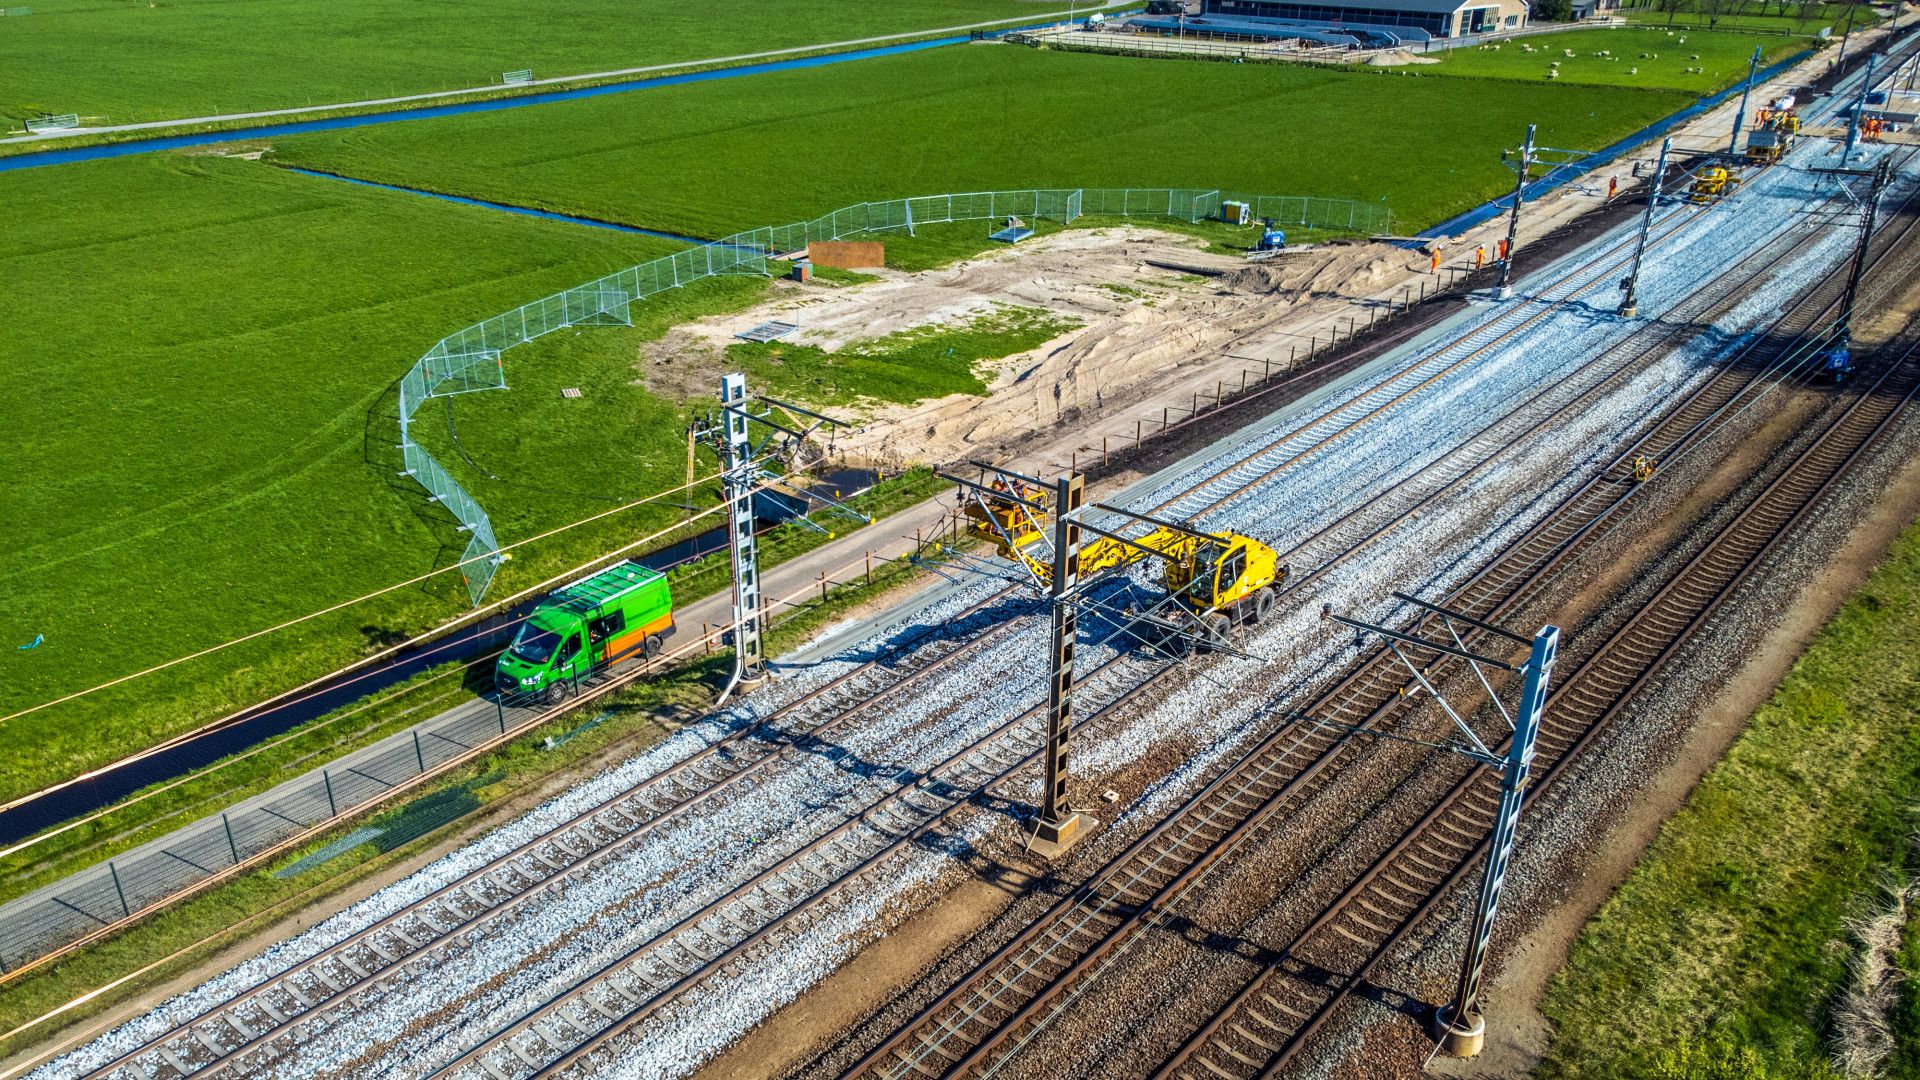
left=1199, top=612, right=1232, bottom=653
left=1251, top=587, right=1277, bottom=624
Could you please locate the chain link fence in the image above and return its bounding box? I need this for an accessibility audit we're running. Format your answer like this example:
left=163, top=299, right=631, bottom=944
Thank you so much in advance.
left=396, top=188, right=1391, bottom=606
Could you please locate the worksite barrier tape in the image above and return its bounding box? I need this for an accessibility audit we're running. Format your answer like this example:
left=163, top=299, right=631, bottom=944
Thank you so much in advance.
left=401, top=186, right=1391, bottom=605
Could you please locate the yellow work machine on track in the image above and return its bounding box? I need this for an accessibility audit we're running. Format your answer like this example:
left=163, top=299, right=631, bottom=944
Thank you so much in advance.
left=964, top=484, right=1288, bottom=651
left=1689, top=165, right=1744, bottom=204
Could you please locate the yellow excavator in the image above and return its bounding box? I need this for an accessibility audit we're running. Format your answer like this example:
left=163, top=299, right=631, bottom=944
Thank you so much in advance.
left=1689, top=165, right=1743, bottom=204
left=963, top=483, right=1288, bottom=650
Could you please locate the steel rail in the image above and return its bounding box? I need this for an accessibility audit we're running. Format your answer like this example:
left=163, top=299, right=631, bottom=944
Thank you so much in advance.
left=837, top=161, right=1920, bottom=1080
left=1159, top=320, right=1920, bottom=1080
left=86, top=587, right=1043, bottom=1080
left=406, top=193, right=1758, bottom=1080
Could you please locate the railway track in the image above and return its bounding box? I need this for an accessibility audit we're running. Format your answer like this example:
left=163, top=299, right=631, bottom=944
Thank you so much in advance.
left=75, top=143, right=1904, bottom=1080
left=73, top=209, right=1657, bottom=1079
left=833, top=150, right=1920, bottom=1080
left=79, top=588, right=1053, bottom=1080
left=389, top=186, right=1785, bottom=1080
left=1150, top=313, right=1920, bottom=1080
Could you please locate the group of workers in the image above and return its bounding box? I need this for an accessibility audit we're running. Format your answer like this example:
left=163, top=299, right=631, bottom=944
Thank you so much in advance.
left=1862, top=115, right=1895, bottom=141
left=1431, top=238, right=1511, bottom=274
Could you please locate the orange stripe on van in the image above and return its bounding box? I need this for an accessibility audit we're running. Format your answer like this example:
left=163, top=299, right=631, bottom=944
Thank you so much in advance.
left=601, top=613, right=675, bottom=664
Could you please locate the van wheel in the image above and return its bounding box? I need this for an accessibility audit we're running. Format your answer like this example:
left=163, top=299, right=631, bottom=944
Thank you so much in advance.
left=542, top=681, right=567, bottom=706
left=643, top=633, right=664, bottom=658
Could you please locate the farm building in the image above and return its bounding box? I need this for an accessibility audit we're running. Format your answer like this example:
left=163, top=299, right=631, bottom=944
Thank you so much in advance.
left=1203, top=0, right=1529, bottom=40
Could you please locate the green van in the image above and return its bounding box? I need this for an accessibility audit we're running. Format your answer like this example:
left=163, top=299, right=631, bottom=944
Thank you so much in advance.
left=495, top=561, right=674, bottom=702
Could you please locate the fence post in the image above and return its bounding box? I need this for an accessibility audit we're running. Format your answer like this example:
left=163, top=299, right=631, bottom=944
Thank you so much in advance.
left=221, top=813, right=241, bottom=865
left=866, top=551, right=873, bottom=586
left=322, top=769, right=338, bottom=817
left=108, top=860, right=131, bottom=918
left=413, top=730, right=427, bottom=773
left=496, top=694, right=507, bottom=735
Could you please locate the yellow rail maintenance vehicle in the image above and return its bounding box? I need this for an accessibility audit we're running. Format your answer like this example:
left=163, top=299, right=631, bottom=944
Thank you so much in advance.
left=1745, top=109, right=1800, bottom=165
left=1689, top=165, right=1744, bottom=204
left=963, top=482, right=1288, bottom=649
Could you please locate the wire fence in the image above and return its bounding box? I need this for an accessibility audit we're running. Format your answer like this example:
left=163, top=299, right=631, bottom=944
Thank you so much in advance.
left=397, top=187, right=1392, bottom=606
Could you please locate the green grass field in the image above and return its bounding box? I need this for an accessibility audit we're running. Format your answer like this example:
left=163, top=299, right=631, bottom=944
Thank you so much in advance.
left=0, top=0, right=1060, bottom=129
left=0, top=153, right=694, bottom=802
left=1539, top=519, right=1920, bottom=1079
left=271, top=45, right=1696, bottom=239
left=1429, top=27, right=1809, bottom=91
left=1, top=39, right=1708, bottom=811
left=1621, top=0, right=1871, bottom=35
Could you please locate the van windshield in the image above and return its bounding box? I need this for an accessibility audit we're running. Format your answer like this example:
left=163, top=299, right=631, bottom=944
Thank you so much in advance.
left=509, top=624, right=564, bottom=664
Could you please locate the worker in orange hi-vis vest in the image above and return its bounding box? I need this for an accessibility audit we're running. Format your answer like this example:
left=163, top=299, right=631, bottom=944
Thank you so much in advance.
left=1608, top=175, right=1618, bottom=201
left=1431, top=249, right=1441, bottom=273
left=1498, top=238, right=1510, bottom=262
left=1474, top=245, right=1486, bottom=270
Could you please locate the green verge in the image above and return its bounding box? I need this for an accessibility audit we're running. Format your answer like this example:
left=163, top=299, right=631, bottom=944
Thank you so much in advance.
left=1621, top=0, right=1875, bottom=35
left=0, top=465, right=949, bottom=909
left=0, top=534, right=959, bottom=1063
left=0, top=153, right=686, bottom=804
left=268, top=44, right=1695, bottom=238
left=1424, top=27, right=1810, bottom=92
left=724, top=305, right=1079, bottom=406
left=1539, top=517, right=1920, bottom=1080
left=0, top=0, right=1048, bottom=129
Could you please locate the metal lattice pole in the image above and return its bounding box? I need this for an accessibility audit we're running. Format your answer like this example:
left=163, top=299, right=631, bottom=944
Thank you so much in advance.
left=1495, top=125, right=1535, bottom=300
left=1619, top=137, right=1671, bottom=319
left=1035, top=472, right=1090, bottom=851
left=1728, top=45, right=1763, bottom=156
left=721, top=373, right=767, bottom=689
left=1434, top=625, right=1559, bottom=1056
left=1838, top=160, right=1892, bottom=347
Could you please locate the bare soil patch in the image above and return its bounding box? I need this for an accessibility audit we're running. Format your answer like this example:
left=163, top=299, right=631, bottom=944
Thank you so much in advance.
left=641, top=228, right=1416, bottom=471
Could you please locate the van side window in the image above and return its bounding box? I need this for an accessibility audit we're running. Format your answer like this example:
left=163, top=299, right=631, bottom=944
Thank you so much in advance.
left=557, top=634, right=582, bottom=664
left=588, top=611, right=626, bottom=643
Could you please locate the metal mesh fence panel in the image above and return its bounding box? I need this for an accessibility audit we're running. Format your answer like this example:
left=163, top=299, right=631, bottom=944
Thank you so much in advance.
left=388, top=185, right=1391, bottom=609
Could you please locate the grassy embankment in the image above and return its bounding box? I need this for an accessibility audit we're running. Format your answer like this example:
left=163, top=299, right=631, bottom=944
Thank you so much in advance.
left=0, top=136, right=1086, bottom=815
left=1540, top=518, right=1920, bottom=1079
left=1428, top=26, right=1810, bottom=91
left=270, top=44, right=1697, bottom=237
left=0, top=0, right=1052, bottom=129
left=0, top=518, right=963, bottom=1065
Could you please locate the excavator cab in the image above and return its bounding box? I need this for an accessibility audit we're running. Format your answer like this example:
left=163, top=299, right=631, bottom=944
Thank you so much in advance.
left=1164, top=536, right=1281, bottom=616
